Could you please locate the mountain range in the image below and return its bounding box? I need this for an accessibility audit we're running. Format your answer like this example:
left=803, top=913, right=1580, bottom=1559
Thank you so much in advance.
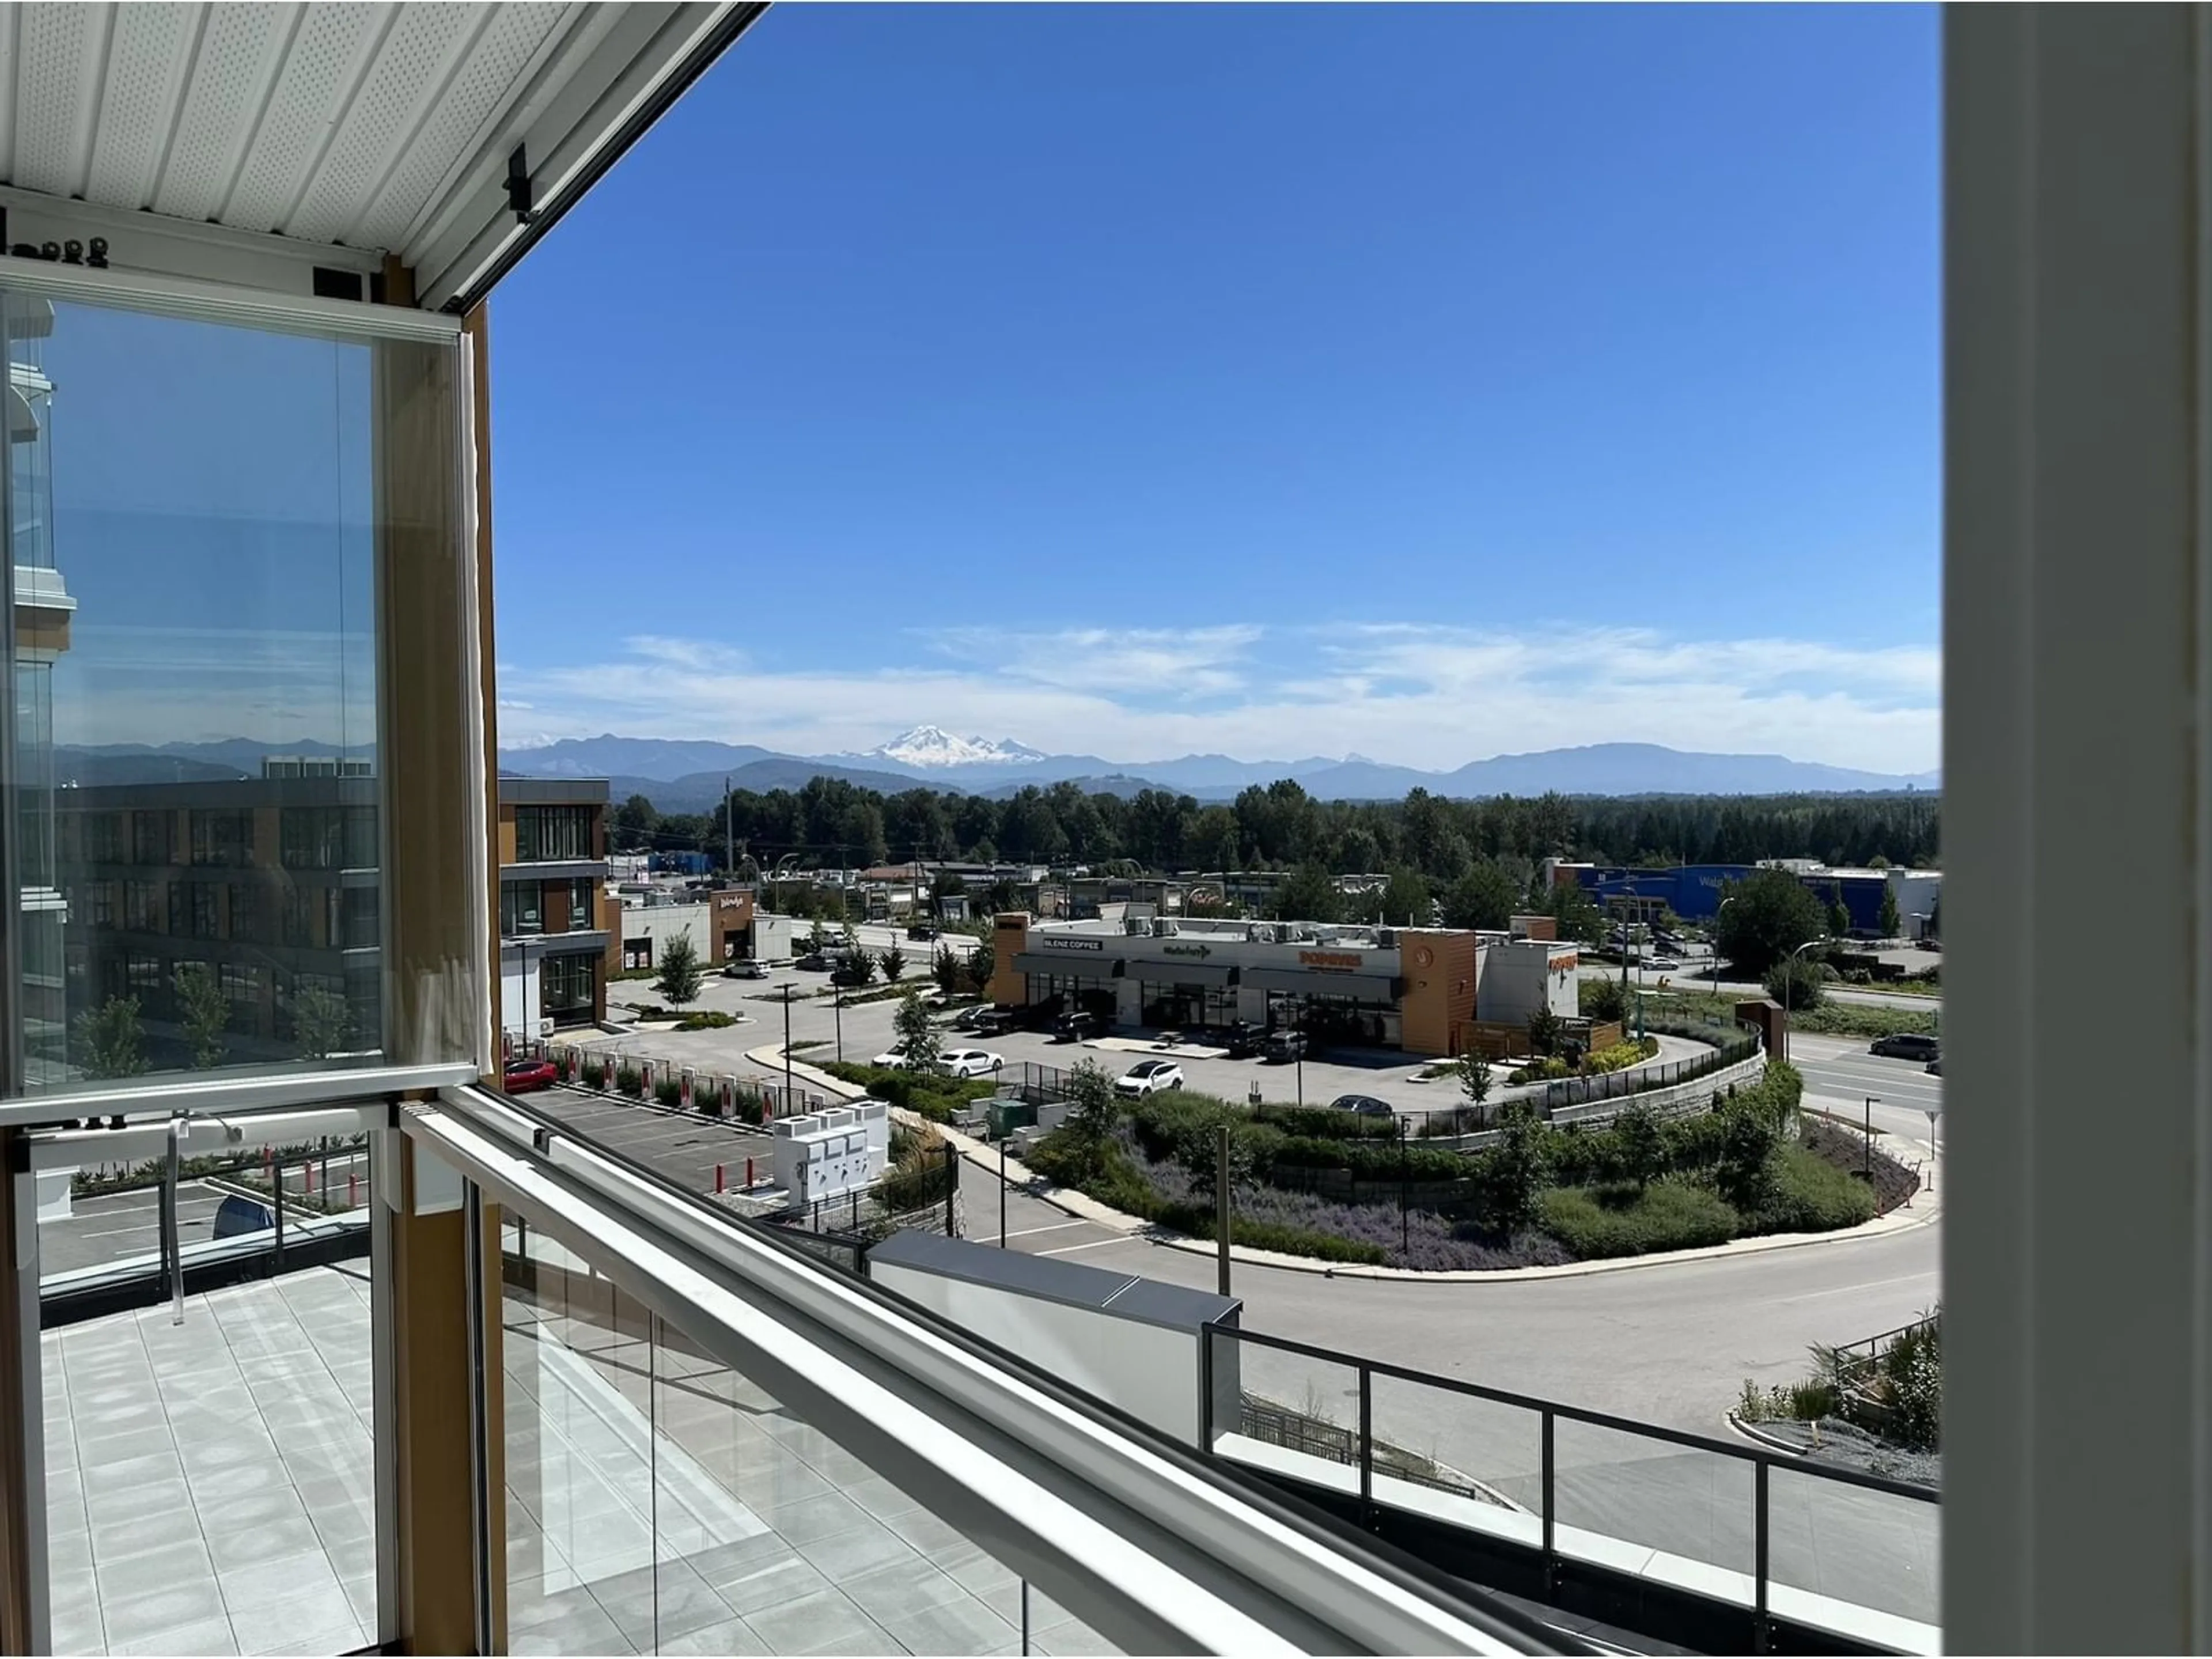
left=496, top=726, right=1941, bottom=813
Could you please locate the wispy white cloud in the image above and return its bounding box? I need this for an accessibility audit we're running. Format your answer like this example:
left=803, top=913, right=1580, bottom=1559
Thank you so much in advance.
left=495, top=620, right=1941, bottom=775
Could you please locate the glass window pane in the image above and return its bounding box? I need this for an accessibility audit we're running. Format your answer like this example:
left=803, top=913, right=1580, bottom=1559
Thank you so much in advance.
left=3, top=290, right=442, bottom=1089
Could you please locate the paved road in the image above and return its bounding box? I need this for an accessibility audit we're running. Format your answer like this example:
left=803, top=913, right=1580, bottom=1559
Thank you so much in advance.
left=961, top=1160, right=1942, bottom=1628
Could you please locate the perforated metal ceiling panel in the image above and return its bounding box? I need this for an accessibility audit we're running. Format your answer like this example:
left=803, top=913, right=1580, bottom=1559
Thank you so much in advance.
left=0, top=2, right=760, bottom=310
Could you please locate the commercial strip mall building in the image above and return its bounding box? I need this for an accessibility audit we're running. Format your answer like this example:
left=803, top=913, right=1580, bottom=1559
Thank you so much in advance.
left=989, top=915, right=1578, bottom=1055
left=0, top=6, right=2188, bottom=1656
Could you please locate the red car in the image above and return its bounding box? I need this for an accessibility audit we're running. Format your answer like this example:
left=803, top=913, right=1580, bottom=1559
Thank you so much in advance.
left=503, top=1058, right=558, bottom=1094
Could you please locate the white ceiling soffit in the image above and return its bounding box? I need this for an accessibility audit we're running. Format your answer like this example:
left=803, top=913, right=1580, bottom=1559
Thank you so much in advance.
left=0, top=2, right=763, bottom=312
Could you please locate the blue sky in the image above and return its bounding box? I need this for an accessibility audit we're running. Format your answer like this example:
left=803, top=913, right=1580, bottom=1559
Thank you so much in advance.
left=491, top=3, right=1940, bottom=773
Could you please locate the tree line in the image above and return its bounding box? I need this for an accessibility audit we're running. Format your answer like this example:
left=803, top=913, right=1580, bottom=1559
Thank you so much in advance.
left=616, top=775, right=1938, bottom=888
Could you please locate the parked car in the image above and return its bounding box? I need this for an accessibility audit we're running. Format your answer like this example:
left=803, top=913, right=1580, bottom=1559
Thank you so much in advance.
left=1870, top=1033, right=1941, bottom=1062
left=1115, top=1059, right=1185, bottom=1097
left=1222, top=1022, right=1261, bottom=1059
left=971, top=1008, right=1018, bottom=1037
left=869, top=1048, right=912, bottom=1070
left=1926, top=1058, right=1942, bottom=1077
left=722, top=959, right=769, bottom=979
left=939, top=1048, right=1005, bottom=1080
left=1645, top=955, right=1683, bottom=971
left=795, top=951, right=830, bottom=972
left=1262, top=1029, right=1308, bottom=1063
left=1054, top=1010, right=1103, bottom=1043
left=1328, top=1093, right=1395, bottom=1118
left=503, top=1057, right=557, bottom=1094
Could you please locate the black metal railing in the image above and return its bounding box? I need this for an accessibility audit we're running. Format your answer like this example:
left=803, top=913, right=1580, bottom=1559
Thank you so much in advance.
left=1199, top=1324, right=1940, bottom=1649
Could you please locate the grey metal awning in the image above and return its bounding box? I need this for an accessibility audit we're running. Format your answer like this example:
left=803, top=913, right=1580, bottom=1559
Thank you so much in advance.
left=1014, top=952, right=1123, bottom=979
left=1129, top=961, right=1237, bottom=989
left=1243, top=968, right=1402, bottom=1001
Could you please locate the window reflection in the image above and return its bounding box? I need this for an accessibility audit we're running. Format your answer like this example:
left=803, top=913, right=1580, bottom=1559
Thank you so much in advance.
left=7, top=293, right=384, bottom=1088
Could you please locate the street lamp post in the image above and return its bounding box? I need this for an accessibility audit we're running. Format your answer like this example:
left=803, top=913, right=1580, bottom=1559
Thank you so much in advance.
left=1863, top=1095, right=1881, bottom=1181
left=1712, top=896, right=1737, bottom=994
left=781, top=986, right=795, bottom=1112
left=834, top=993, right=844, bottom=1063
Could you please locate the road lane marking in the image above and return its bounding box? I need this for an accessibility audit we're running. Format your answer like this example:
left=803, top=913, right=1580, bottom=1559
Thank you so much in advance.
left=1777, top=1272, right=1940, bottom=1304
left=1033, top=1236, right=1134, bottom=1256
left=994, top=1220, right=1090, bottom=1241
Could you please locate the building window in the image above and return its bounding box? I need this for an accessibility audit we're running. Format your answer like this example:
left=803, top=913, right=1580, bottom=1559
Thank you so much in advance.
left=281, top=808, right=344, bottom=870
left=170, top=882, right=221, bottom=941
left=83, top=882, right=115, bottom=930
left=624, top=937, right=653, bottom=971
left=190, top=808, right=253, bottom=868
left=131, top=812, right=171, bottom=868
left=221, top=962, right=264, bottom=1009
left=342, top=886, right=379, bottom=952
left=124, top=880, right=160, bottom=932
left=229, top=883, right=263, bottom=945
left=82, top=812, right=122, bottom=864
left=501, top=884, right=544, bottom=938
left=541, top=952, right=598, bottom=1020
left=566, top=878, right=596, bottom=932
left=515, top=805, right=593, bottom=863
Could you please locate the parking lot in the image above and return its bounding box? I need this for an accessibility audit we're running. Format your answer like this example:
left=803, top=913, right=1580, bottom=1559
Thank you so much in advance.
left=518, top=1085, right=778, bottom=1195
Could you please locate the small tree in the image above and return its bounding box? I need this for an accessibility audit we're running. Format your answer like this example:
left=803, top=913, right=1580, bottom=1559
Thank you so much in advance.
left=931, top=945, right=959, bottom=995
left=806, top=920, right=832, bottom=955
left=1060, top=1059, right=1120, bottom=1180
left=173, top=962, right=232, bottom=1071
left=1177, top=1118, right=1253, bottom=1203
left=893, top=990, right=941, bottom=1073
left=293, top=983, right=354, bottom=1059
left=1487, top=1103, right=1550, bottom=1235
left=1455, top=1048, right=1494, bottom=1124
left=1877, top=885, right=1902, bottom=939
left=1715, top=1098, right=1781, bottom=1213
left=73, top=995, right=146, bottom=1080
left=834, top=951, right=877, bottom=988
left=962, top=949, right=993, bottom=998
left=1527, top=1004, right=1564, bottom=1059
left=1614, top=1101, right=1664, bottom=1191
left=1825, top=888, right=1851, bottom=939
left=880, top=944, right=907, bottom=982
left=655, top=929, right=704, bottom=1008
left=1764, top=961, right=1825, bottom=1010
left=1581, top=976, right=1626, bottom=1022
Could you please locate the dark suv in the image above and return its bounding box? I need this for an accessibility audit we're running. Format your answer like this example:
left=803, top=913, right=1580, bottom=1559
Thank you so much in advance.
left=1055, top=1010, right=1103, bottom=1042
left=1869, top=1033, right=1941, bottom=1063
left=1262, top=1029, right=1308, bottom=1063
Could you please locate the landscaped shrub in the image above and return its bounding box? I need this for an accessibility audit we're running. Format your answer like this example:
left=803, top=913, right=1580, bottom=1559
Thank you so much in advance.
left=553, top=1051, right=573, bottom=1081
left=820, top=1060, right=995, bottom=1123
left=1507, top=1057, right=1574, bottom=1084
left=1583, top=1041, right=1649, bottom=1075
left=1580, top=976, right=1627, bottom=1022
left=1750, top=1142, right=1877, bottom=1234
left=676, top=1011, right=737, bottom=1031
left=1538, top=1180, right=1740, bottom=1259
left=615, top=1063, right=643, bottom=1097
left=1252, top=1102, right=1399, bottom=1141
left=653, top=1077, right=683, bottom=1108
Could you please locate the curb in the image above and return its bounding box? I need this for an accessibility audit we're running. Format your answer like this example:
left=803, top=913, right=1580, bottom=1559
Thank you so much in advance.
left=1725, top=1412, right=1812, bottom=1457
left=932, top=1122, right=1944, bottom=1283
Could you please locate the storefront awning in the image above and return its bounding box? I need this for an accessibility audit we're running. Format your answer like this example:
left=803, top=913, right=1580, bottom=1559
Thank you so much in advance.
left=1131, top=962, right=1238, bottom=989
left=1014, top=952, right=1124, bottom=979
left=1244, top=968, right=1402, bottom=1001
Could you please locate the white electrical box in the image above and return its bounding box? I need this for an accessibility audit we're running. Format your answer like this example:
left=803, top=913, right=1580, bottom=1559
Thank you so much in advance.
left=772, top=1100, right=890, bottom=1207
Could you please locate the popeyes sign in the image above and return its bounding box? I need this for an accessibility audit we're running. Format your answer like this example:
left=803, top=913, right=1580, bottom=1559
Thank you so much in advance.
left=1298, top=949, right=1368, bottom=971
left=1549, top=953, right=1579, bottom=974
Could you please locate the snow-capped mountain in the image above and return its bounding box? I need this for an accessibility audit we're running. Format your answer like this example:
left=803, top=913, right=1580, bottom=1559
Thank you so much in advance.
left=855, top=726, right=1050, bottom=770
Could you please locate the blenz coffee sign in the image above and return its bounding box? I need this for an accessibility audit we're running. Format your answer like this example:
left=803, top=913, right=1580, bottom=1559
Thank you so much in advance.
left=1036, top=935, right=1107, bottom=952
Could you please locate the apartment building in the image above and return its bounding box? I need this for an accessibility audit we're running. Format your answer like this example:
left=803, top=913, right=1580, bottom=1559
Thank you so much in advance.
left=497, top=778, right=618, bottom=1039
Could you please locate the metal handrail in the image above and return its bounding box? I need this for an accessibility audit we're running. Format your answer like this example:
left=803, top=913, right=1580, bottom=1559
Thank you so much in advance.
left=1207, top=1322, right=1937, bottom=1505
left=1200, top=1323, right=1937, bottom=1649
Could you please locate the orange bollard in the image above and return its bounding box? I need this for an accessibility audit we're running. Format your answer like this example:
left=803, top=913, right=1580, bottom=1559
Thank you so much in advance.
left=304, top=1161, right=314, bottom=1194
left=348, top=1172, right=358, bottom=1207
left=746, top=1155, right=755, bottom=1189
left=715, top=1164, right=724, bottom=1194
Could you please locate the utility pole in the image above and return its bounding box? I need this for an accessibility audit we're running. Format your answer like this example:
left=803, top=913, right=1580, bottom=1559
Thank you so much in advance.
left=724, top=775, right=733, bottom=874
left=1863, top=1096, right=1880, bottom=1182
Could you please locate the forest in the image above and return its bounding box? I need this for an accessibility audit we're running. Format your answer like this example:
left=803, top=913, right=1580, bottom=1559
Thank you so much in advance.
left=614, top=775, right=1940, bottom=902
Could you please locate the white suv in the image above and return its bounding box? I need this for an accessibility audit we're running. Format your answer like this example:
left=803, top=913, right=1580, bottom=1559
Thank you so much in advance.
left=939, top=1049, right=1006, bottom=1080
left=1115, top=1059, right=1185, bottom=1097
